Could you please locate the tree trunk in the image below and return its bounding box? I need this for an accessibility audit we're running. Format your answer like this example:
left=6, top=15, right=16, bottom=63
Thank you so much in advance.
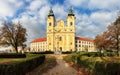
left=15, top=46, right=18, bottom=53
left=116, top=35, right=119, bottom=56
left=116, top=50, right=119, bottom=56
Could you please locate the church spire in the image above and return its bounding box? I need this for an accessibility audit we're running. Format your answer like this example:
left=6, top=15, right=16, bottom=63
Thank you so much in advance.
left=48, top=7, right=54, bottom=16
left=68, top=7, right=74, bottom=16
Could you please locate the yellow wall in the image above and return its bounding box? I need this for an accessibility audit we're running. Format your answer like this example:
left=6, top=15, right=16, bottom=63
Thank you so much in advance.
left=47, top=14, right=76, bottom=52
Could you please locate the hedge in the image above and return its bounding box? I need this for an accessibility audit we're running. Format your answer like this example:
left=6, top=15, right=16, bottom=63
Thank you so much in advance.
left=0, top=54, right=45, bottom=75
left=0, top=53, right=26, bottom=58
left=70, top=53, right=120, bottom=75
left=76, top=52, right=117, bottom=57
left=27, top=51, right=54, bottom=54
left=62, top=51, right=72, bottom=54
left=93, top=62, right=120, bottom=75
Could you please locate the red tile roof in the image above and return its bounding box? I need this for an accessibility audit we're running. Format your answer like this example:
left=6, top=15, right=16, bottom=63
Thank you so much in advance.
left=31, top=38, right=46, bottom=43
left=31, top=37, right=93, bottom=43
left=75, top=37, right=93, bottom=42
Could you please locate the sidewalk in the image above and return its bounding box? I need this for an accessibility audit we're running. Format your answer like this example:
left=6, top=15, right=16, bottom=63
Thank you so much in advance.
left=42, top=55, right=78, bottom=75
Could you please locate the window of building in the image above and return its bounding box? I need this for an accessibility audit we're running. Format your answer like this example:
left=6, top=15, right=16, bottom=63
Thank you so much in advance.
left=70, top=22, right=73, bottom=26
left=75, top=45, right=77, bottom=47
left=75, top=40, right=77, bottom=43
left=49, top=22, right=51, bottom=26
left=59, top=37, right=62, bottom=41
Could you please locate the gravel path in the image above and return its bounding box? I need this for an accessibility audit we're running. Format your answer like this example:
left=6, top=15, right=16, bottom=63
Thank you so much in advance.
left=42, top=55, right=78, bottom=75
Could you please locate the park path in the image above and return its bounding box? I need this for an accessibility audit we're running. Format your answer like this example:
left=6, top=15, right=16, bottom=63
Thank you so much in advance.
left=42, top=55, right=78, bottom=75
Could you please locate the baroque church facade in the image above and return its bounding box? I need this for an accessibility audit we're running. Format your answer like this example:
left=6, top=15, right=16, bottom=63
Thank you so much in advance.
left=47, top=8, right=75, bottom=52
left=30, top=8, right=95, bottom=52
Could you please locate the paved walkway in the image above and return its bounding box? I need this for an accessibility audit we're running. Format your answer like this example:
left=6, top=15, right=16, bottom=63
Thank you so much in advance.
left=42, top=55, right=78, bottom=75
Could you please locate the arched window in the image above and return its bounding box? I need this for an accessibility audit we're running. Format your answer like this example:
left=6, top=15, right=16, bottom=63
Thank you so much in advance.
left=70, top=22, right=72, bottom=26
left=49, top=22, right=51, bottom=26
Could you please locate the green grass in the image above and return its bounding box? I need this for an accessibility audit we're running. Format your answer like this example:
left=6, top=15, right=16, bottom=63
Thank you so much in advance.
left=0, top=53, right=41, bottom=64
left=0, top=53, right=45, bottom=75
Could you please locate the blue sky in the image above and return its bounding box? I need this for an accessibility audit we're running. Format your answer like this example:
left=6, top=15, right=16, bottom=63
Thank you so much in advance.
left=0, top=0, right=120, bottom=46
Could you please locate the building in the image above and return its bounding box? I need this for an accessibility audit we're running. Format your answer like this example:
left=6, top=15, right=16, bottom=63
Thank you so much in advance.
left=30, top=38, right=47, bottom=52
left=75, top=37, right=95, bottom=52
left=30, top=8, right=95, bottom=52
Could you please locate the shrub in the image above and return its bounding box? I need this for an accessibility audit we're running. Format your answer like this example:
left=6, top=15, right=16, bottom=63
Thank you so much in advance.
left=69, top=52, right=120, bottom=75
left=93, top=62, right=120, bottom=75
left=0, top=53, right=26, bottom=58
left=62, top=51, right=72, bottom=54
left=27, top=51, right=54, bottom=54
left=78, top=52, right=116, bottom=57
left=0, top=54, right=45, bottom=75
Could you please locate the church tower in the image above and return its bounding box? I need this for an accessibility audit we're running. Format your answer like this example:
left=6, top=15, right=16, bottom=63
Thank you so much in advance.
left=67, top=7, right=75, bottom=31
left=66, top=7, right=76, bottom=51
left=47, top=7, right=76, bottom=52
left=47, top=8, right=55, bottom=51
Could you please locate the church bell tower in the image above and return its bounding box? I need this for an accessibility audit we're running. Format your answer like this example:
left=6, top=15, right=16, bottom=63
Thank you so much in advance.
left=47, top=8, right=55, bottom=51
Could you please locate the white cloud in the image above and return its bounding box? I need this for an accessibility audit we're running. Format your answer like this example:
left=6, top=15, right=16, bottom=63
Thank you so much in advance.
left=38, top=5, right=50, bottom=24
left=0, top=0, right=23, bottom=18
left=75, top=10, right=118, bottom=39
left=52, top=4, right=67, bottom=20
left=88, top=0, right=120, bottom=10
left=64, top=0, right=88, bottom=7
left=64, top=0, right=120, bottom=11
left=28, top=0, right=49, bottom=11
left=90, top=11, right=117, bottom=27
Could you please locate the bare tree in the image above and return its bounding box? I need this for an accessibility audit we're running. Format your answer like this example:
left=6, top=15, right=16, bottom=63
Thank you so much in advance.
left=0, top=22, right=27, bottom=53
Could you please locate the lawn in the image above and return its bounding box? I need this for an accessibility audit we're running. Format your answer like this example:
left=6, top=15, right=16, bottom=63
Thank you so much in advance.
left=0, top=53, right=45, bottom=75
left=0, top=53, right=40, bottom=64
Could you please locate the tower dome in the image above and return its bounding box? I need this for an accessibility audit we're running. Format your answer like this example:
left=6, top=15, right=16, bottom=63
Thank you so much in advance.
left=48, top=8, right=54, bottom=16
left=68, top=7, right=74, bottom=16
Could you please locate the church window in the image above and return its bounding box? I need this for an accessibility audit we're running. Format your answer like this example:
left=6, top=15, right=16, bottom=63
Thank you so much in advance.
left=49, top=22, right=51, bottom=26
left=70, top=22, right=72, bottom=26
left=59, top=37, right=62, bottom=41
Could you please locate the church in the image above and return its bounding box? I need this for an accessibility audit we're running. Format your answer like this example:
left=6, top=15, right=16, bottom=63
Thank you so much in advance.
left=30, top=8, right=95, bottom=52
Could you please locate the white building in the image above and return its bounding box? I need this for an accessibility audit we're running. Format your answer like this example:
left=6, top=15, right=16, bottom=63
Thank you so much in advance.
left=30, top=37, right=95, bottom=52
